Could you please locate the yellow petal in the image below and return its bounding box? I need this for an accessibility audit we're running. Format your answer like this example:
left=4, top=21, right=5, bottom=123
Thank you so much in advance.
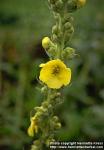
left=27, top=125, right=34, bottom=137
left=46, top=77, right=63, bottom=89
left=39, top=65, right=51, bottom=82
left=27, top=117, right=38, bottom=137
left=62, top=68, right=71, bottom=85
left=39, top=63, right=45, bottom=67
left=34, top=125, right=38, bottom=133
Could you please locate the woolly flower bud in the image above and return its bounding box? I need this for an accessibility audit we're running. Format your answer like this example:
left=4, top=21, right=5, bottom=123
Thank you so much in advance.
left=41, top=86, right=47, bottom=93
left=42, top=37, right=51, bottom=49
left=52, top=116, right=59, bottom=122
left=52, top=34, right=58, bottom=42
left=55, top=0, right=63, bottom=9
left=64, top=22, right=72, bottom=30
left=55, top=123, right=61, bottom=129
left=52, top=25, right=58, bottom=34
left=63, top=14, right=74, bottom=24
left=77, top=0, right=86, bottom=8
left=62, top=47, right=75, bottom=59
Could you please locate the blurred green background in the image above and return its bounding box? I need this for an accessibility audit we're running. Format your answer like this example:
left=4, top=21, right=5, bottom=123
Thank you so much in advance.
left=0, top=0, right=104, bottom=149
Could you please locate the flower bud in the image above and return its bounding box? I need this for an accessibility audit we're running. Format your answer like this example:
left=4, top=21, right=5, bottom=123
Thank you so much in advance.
left=39, top=106, right=47, bottom=113
left=42, top=37, right=51, bottom=49
left=55, top=122, right=61, bottom=129
left=62, top=47, right=75, bottom=59
left=52, top=25, right=58, bottom=34
left=52, top=116, right=59, bottom=122
left=42, top=101, right=49, bottom=108
left=52, top=34, right=58, bottom=42
left=67, top=0, right=77, bottom=12
left=35, top=106, right=47, bottom=114
left=41, top=86, right=47, bottom=93
left=64, top=22, right=72, bottom=30
left=69, top=26, right=74, bottom=33
left=50, top=0, right=63, bottom=12
left=55, top=0, right=63, bottom=9
left=64, top=28, right=74, bottom=44
left=63, top=13, right=73, bottom=23
left=77, top=0, right=86, bottom=8
left=54, top=15, right=59, bottom=21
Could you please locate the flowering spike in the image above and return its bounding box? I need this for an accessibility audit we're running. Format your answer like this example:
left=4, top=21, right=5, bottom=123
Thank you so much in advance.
left=28, top=0, right=86, bottom=149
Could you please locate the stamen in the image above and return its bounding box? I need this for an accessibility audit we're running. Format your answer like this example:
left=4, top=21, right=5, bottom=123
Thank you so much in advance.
left=52, top=66, right=60, bottom=75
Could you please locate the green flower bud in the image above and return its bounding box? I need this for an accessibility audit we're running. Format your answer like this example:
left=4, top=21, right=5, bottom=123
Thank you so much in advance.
left=64, top=26, right=74, bottom=43
left=40, top=106, right=47, bottom=113
left=35, top=106, right=48, bottom=114
left=52, top=34, right=58, bottom=42
left=48, top=47, right=56, bottom=53
left=52, top=25, right=58, bottom=34
left=54, top=15, right=59, bottom=21
left=35, top=107, right=40, bottom=111
left=42, top=101, right=49, bottom=108
left=57, top=31, right=63, bottom=39
left=52, top=6, right=60, bottom=13
left=63, top=13, right=74, bottom=24
left=67, top=0, right=77, bottom=12
left=55, top=0, right=63, bottom=9
left=46, top=44, right=57, bottom=59
left=52, top=116, right=59, bottom=122
left=55, top=122, right=61, bottom=129
left=51, top=0, right=63, bottom=13
left=41, top=86, right=47, bottom=93
left=62, top=47, right=75, bottom=59
left=51, top=92, right=61, bottom=99
left=69, top=26, right=74, bottom=33
left=64, top=22, right=72, bottom=29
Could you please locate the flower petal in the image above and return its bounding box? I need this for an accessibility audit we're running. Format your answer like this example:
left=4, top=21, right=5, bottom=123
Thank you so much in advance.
left=39, top=63, right=45, bottom=67
left=46, top=77, right=63, bottom=89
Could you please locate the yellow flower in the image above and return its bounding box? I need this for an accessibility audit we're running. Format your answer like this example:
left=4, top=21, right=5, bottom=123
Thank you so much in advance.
left=77, top=0, right=86, bottom=8
left=42, top=37, right=51, bottom=49
left=39, top=59, right=71, bottom=89
left=27, top=116, right=38, bottom=137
